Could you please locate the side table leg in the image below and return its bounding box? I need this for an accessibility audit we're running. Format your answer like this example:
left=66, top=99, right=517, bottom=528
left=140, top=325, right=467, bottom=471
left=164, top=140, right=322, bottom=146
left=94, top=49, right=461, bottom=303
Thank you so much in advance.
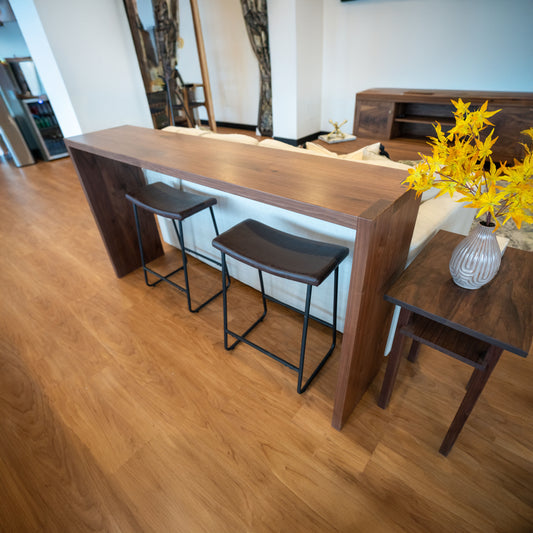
left=439, top=345, right=503, bottom=456
left=407, top=340, right=421, bottom=363
left=378, top=307, right=412, bottom=409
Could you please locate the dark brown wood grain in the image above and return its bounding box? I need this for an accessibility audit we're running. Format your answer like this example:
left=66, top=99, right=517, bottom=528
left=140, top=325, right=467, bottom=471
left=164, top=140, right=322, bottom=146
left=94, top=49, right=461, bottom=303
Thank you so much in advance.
left=65, top=126, right=410, bottom=227
left=354, top=88, right=533, bottom=163
left=65, top=125, right=419, bottom=429
left=379, top=232, right=532, bottom=455
left=355, top=88, right=533, bottom=105
left=377, top=307, right=412, bottom=410
left=400, top=314, right=490, bottom=369
left=332, top=188, right=420, bottom=428
left=68, top=147, right=164, bottom=277
left=353, top=100, right=395, bottom=139
left=385, top=230, right=533, bottom=357
left=439, top=344, right=503, bottom=456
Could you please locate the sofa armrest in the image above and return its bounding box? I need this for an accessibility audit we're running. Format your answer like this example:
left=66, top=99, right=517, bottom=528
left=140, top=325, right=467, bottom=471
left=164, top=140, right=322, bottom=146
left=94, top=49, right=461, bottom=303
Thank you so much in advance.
left=408, top=193, right=476, bottom=266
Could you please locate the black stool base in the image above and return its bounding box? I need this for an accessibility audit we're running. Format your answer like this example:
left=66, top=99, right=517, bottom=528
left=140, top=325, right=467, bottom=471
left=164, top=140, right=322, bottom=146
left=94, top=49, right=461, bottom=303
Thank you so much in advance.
left=141, top=259, right=227, bottom=314
left=131, top=196, right=229, bottom=313
left=221, top=257, right=339, bottom=393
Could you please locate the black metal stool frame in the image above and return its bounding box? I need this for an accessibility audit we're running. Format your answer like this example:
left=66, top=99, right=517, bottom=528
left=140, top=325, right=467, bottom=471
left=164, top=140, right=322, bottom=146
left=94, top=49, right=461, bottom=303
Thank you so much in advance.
left=220, top=254, right=339, bottom=393
left=132, top=203, right=229, bottom=313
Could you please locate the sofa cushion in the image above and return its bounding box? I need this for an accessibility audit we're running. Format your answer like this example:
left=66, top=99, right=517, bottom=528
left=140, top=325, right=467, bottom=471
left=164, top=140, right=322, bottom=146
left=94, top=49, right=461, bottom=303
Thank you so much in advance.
left=202, top=132, right=259, bottom=145
left=420, top=187, right=441, bottom=202
left=339, top=142, right=383, bottom=161
left=162, top=126, right=208, bottom=136
left=349, top=154, right=411, bottom=171
left=307, top=141, right=443, bottom=202
left=258, top=138, right=309, bottom=153
left=305, top=142, right=340, bottom=158
left=349, top=154, right=438, bottom=202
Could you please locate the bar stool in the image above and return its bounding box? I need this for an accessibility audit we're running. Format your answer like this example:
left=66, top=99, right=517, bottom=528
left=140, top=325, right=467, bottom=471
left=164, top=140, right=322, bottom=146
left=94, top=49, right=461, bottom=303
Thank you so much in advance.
left=212, top=218, right=349, bottom=393
left=125, top=181, right=229, bottom=312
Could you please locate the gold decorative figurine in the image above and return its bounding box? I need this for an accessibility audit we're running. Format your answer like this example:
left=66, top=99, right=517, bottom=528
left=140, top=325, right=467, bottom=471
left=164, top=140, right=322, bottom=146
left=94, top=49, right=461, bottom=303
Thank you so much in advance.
left=319, top=119, right=356, bottom=144
left=327, top=119, right=348, bottom=140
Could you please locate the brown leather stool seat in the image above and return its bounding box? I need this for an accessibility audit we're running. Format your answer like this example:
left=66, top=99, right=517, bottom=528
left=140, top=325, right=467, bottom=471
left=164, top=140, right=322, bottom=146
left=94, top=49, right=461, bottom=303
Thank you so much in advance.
left=212, top=218, right=349, bottom=393
left=126, top=182, right=217, bottom=221
left=126, top=181, right=229, bottom=312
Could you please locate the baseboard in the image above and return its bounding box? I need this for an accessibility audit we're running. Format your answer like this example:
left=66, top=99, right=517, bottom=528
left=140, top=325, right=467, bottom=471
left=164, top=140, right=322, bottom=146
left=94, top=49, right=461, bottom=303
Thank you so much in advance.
left=200, top=119, right=257, bottom=131
left=199, top=120, right=323, bottom=146
left=273, top=131, right=323, bottom=147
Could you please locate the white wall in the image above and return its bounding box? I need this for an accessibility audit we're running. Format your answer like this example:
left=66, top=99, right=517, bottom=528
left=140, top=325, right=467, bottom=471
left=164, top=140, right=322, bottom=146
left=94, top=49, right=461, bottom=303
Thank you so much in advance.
left=11, top=0, right=152, bottom=137
left=9, top=0, right=81, bottom=137
left=269, top=0, right=298, bottom=139
left=0, top=20, right=29, bottom=58
left=9, top=0, right=533, bottom=139
left=320, top=0, right=533, bottom=132
left=177, top=0, right=533, bottom=138
left=295, top=0, right=323, bottom=138
left=269, top=0, right=323, bottom=140
left=178, top=0, right=260, bottom=126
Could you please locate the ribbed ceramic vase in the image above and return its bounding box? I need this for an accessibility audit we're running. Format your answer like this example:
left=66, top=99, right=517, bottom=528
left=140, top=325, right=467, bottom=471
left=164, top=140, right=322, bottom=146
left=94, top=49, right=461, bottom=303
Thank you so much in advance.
left=449, top=222, right=501, bottom=289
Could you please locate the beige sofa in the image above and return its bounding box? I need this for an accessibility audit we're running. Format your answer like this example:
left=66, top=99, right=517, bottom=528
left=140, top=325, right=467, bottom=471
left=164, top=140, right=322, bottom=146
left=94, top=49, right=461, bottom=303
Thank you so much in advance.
left=144, top=126, right=476, bottom=352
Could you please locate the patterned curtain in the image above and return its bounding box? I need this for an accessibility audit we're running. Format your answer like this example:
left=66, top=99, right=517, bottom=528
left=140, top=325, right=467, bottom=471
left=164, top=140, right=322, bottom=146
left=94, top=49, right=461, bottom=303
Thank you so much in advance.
left=152, top=0, right=179, bottom=86
left=240, top=0, right=272, bottom=137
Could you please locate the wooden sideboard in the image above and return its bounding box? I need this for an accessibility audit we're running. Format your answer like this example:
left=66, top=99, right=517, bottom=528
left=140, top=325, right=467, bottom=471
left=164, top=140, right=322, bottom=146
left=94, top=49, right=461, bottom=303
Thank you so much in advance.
left=353, top=88, right=533, bottom=163
left=65, top=125, right=420, bottom=430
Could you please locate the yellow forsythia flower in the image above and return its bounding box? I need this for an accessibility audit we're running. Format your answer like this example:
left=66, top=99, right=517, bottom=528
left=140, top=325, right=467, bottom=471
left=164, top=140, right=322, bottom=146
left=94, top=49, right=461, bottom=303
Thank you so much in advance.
left=403, top=100, right=533, bottom=230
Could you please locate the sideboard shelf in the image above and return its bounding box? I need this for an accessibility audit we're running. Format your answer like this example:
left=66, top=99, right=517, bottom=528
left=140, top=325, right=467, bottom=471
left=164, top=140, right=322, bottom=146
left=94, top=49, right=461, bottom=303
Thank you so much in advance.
left=394, top=115, right=455, bottom=125
left=353, top=88, right=533, bottom=162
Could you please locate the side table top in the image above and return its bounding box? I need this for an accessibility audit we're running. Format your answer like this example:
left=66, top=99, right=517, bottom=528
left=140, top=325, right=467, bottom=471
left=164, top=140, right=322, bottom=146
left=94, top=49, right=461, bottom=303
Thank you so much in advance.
left=385, top=231, right=533, bottom=357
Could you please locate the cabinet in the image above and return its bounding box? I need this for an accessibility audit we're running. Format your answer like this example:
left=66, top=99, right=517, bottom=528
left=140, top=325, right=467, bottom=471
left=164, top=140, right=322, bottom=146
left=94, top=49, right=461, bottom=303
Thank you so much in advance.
left=353, top=88, right=533, bottom=162
left=21, top=97, right=67, bottom=160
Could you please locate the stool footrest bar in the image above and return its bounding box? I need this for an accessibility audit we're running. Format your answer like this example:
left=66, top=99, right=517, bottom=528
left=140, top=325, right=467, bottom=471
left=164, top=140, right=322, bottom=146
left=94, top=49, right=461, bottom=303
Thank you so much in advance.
left=127, top=189, right=227, bottom=313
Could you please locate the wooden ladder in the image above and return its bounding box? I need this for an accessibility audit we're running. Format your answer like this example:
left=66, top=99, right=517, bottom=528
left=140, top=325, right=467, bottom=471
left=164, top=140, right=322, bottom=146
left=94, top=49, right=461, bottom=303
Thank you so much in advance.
left=124, top=0, right=216, bottom=132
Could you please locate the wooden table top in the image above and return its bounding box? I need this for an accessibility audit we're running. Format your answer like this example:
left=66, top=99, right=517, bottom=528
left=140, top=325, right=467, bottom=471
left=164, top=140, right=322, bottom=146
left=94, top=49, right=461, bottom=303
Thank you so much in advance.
left=65, top=125, right=412, bottom=229
left=385, top=231, right=533, bottom=357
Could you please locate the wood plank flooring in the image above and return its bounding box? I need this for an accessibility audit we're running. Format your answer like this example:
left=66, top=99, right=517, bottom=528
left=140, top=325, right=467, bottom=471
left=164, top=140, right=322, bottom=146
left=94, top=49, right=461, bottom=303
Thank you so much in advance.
left=0, top=155, right=532, bottom=533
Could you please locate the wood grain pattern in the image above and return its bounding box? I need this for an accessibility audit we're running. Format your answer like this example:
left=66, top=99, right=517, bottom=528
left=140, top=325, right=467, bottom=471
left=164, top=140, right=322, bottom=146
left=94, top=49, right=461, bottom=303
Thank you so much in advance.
left=65, top=125, right=419, bottom=429
left=332, top=188, right=420, bottom=428
left=0, top=156, right=532, bottom=531
left=353, top=100, right=395, bottom=139
left=68, top=147, right=164, bottom=277
left=65, top=125, right=410, bottom=228
left=355, top=87, right=533, bottom=105
left=385, top=231, right=533, bottom=357
left=379, top=231, right=532, bottom=455
left=353, top=88, right=533, bottom=163
left=439, top=345, right=503, bottom=456
left=401, top=314, right=490, bottom=369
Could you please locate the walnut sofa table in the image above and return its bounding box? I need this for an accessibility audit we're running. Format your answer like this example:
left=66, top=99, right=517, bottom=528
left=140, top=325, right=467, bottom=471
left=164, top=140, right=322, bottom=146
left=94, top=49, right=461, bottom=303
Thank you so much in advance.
left=65, top=125, right=420, bottom=429
left=379, top=230, right=533, bottom=455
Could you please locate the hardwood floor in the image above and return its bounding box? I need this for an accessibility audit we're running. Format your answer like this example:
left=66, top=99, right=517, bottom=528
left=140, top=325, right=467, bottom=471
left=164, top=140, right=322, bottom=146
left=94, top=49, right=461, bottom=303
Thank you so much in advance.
left=0, top=155, right=532, bottom=533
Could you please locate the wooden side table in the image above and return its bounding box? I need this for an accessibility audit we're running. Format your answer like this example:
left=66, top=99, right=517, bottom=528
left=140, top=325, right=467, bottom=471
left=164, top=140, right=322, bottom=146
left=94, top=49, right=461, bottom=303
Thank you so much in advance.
left=378, top=231, right=533, bottom=456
